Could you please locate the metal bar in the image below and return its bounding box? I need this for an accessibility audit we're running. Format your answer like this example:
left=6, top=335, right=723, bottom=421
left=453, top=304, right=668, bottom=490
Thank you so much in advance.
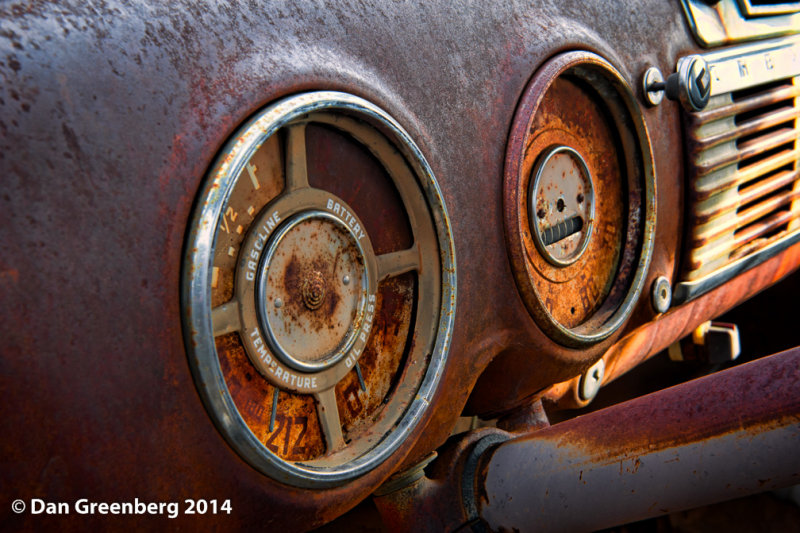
left=478, top=347, right=800, bottom=532
left=674, top=227, right=800, bottom=303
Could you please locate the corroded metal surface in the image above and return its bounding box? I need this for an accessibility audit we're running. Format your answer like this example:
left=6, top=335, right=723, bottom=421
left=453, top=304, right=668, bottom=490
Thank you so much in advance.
left=682, top=60, right=800, bottom=282
left=186, top=94, right=451, bottom=487
left=479, top=347, right=800, bottom=532
left=523, top=78, right=626, bottom=326
left=2, top=0, right=797, bottom=529
left=373, top=347, right=800, bottom=532
left=543, top=240, right=800, bottom=409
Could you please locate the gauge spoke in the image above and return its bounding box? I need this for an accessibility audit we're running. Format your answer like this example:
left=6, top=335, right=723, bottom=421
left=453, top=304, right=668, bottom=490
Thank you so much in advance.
left=376, top=244, right=420, bottom=281
left=314, top=388, right=344, bottom=451
left=285, top=123, right=310, bottom=193
left=211, top=299, right=242, bottom=337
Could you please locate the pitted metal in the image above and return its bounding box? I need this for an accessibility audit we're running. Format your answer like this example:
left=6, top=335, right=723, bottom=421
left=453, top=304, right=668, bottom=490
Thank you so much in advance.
left=255, top=209, right=371, bottom=374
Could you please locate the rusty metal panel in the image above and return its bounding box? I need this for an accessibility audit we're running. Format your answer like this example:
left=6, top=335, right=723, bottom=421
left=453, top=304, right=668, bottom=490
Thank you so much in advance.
left=1, top=0, right=797, bottom=529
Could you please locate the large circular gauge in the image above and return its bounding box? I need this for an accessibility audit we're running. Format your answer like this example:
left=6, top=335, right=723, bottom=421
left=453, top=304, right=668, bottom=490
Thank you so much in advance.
left=182, top=92, right=455, bottom=488
left=504, top=52, right=655, bottom=347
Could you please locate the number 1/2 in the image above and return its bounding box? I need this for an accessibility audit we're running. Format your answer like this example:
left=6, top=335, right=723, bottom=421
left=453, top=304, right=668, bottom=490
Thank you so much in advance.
left=219, top=207, right=239, bottom=234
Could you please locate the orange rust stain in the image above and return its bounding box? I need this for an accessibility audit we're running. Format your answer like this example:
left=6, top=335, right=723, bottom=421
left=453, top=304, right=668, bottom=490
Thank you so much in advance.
left=216, top=333, right=324, bottom=461
left=521, top=77, right=627, bottom=327
left=336, top=273, right=414, bottom=437
left=0, top=269, right=20, bottom=283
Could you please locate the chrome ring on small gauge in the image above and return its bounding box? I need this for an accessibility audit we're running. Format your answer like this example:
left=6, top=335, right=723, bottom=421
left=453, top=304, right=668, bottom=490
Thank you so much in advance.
left=528, top=145, right=595, bottom=267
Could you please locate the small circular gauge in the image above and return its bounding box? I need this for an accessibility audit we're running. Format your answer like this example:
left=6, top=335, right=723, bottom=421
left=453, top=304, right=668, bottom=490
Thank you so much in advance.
left=504, top=51, right=655, bottom=347
left=529, top=146, right=595, bottom=267
left=182, top=91, right=455, bottom=488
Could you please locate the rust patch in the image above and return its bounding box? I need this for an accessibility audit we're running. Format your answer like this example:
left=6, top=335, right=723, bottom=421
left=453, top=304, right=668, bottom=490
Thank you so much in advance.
left=521, top=76, right=626, bottom=327
left=211, top=134, right=285, bottom=308
left=336, top=273, right=414, bottom=436
left=276, top=236, right=349, bottom=337
left=500, top=346, right=800, bottom=471
left=504, top=53, right=650, bottom=348
left=216, top=333, right=325, bottom=461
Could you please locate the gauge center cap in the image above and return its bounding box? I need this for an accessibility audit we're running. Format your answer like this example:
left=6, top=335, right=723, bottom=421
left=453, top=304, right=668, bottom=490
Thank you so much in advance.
left=257, top=210, right=367, bottom=372
left=529, top=145, right=595, bottom=267
left=302, top=271, right=327, bottom=310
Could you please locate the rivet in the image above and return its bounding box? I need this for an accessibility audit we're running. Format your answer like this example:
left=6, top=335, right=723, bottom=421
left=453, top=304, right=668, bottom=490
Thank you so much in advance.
left=651, top=276, right=671, bottom=314
left=579, top=359, right=605, bottom=403
left=274, top=298, right=283, bottom=309
left=343, top=275, right=351, bottom=286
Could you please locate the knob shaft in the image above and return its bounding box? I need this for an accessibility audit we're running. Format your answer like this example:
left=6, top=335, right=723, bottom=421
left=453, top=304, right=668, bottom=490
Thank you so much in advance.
left=648, top=55, right=712, bottom=112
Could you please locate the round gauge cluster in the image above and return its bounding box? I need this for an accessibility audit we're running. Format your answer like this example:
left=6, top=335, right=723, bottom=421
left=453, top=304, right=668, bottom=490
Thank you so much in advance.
left=182, top=92, right=455, bottom=488
left=505, top=52, right=655, bottom=347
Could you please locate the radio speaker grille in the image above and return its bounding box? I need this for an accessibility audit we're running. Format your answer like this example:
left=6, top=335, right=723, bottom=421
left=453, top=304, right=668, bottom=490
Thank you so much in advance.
left=685, top=75, right=800, bottom=280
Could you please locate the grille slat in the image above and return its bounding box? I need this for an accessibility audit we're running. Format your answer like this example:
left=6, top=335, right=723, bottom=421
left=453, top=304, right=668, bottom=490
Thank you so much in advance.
left=733, top=209, right=795, bottom=249
left=695, top=126, right=799, bottom=176
left=694, top=147, right=799, bottom=199
left=694, top=168, right=799, bottom=222
left=691, top=84, right=800, bottom=124
left=692, top=106, right=800, bottom=152
left=684, top=74, right=800, bottom=281
left=692, top=187, right=799, bottom=247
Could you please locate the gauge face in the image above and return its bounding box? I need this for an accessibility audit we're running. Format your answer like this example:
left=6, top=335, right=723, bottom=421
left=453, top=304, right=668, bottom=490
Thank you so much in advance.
left=183, top=92, right=455, bottom=488
left=505, top=52, right=655, bottom=347
left=529, top=146, right=595, bottom=267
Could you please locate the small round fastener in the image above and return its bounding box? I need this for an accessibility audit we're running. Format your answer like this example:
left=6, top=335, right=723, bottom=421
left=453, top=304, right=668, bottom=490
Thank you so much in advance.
left=579, top=359, right=605, bottom=403
left=651, top=276, right=672, bottom=314
left=642, top=67, right=665, bottom=106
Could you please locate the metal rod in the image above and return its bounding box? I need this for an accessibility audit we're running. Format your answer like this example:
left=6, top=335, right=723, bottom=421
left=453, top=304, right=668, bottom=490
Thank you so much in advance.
left=269, top=388, right=279, bottom=432
left=477, top=347, right=800, bottom=532
left=355, top=362, right=367, bottom=392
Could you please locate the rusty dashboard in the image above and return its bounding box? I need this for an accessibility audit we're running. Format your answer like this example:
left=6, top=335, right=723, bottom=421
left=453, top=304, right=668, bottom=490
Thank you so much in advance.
left=2, top=1, right=799, bottom=531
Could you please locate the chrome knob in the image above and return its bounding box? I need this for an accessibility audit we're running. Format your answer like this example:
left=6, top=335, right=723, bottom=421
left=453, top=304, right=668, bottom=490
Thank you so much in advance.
left=646, top=55, right=712, bottom=112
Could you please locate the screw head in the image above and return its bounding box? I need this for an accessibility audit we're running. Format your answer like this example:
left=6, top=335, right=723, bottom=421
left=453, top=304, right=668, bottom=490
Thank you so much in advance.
left=651, top=276, right=671, bottom=314
left=579, top=359, right=605, bottom=403
left=643, top=66, right=665, bottom=106
left=684, top=56, right=711, bottom=111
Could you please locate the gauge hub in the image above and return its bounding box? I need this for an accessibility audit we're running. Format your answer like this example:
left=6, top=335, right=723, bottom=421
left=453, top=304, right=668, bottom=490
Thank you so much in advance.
left=254, top=208, right=374, bottom=374
left=236, top=191, right=377, bottom=389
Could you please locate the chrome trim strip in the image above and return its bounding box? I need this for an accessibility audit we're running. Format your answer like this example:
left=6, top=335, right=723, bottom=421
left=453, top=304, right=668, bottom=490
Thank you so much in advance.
left=703, top=34, right=800, bottom=95
left=680, top=0, right=800, bottom=48
left=673, top=227, right=800, bottom=305
left=738, top=0, right=800, bottom=17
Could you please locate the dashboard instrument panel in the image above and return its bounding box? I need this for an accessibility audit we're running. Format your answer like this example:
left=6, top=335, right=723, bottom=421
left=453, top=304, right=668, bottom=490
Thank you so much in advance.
left=2, top=1, right=799, bottom=530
